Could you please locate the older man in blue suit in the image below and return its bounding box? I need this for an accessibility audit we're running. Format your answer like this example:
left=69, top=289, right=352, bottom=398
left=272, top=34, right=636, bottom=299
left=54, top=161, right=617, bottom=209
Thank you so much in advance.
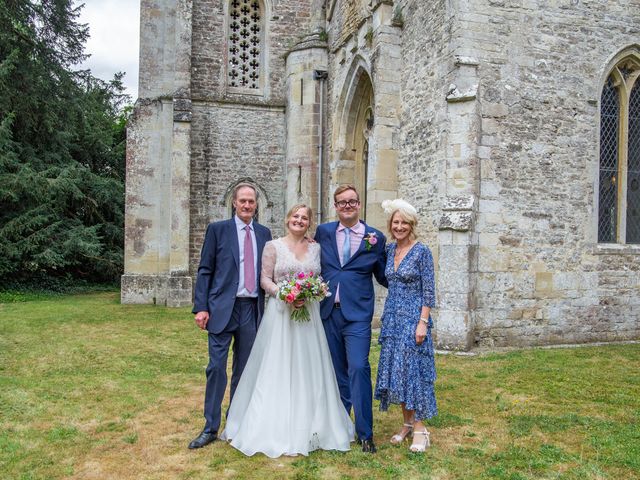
left=315, top=184, right=387, bottom=453
left=188, top=183, right=272, bottom=449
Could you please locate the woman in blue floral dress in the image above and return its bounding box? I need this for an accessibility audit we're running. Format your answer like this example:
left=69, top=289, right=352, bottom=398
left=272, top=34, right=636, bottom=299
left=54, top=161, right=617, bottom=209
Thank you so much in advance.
left=374, top=199, right=437, bottom=453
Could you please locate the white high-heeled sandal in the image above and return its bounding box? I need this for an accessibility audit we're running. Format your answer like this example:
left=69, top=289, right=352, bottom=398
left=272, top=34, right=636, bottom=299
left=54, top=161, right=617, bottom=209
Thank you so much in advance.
left=409, top=428, right=430, bottom=452
left=390, top=423, right=413, bottom=444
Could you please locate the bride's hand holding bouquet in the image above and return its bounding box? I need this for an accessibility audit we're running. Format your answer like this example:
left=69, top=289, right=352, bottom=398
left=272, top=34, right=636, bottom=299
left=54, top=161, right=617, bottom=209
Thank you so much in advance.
left=277, top=271, right=331, bottom=322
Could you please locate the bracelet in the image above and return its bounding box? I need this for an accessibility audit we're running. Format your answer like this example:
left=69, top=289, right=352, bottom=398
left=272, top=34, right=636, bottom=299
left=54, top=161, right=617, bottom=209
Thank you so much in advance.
left=419, top=317, right=429, bottom=324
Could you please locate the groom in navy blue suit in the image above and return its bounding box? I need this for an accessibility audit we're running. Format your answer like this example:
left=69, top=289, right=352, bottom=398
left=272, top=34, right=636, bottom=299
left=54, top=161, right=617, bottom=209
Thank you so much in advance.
left=315, top=185, right=387, bottom=453
left=188, top=183, right=272, bottom=449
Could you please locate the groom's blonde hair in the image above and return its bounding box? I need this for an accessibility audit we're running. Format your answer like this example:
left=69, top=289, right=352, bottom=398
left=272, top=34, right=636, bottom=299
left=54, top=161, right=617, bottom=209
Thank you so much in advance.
left=285, top=204, right=314, bottom=232
left=333, top=184, right=359, bottom=202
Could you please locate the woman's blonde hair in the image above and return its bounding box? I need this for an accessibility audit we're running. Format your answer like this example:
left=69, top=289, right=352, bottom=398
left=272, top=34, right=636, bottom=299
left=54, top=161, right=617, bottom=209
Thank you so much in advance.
left=285, top=204, right=314, bottom=232
left=387, top=208, right=418, bottom=241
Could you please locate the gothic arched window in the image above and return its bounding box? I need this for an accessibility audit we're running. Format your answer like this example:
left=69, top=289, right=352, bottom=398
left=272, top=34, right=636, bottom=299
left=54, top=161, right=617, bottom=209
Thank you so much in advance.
left=598, top=55, right=640, bottom=244
left=227, top=0, right=264, bottom=93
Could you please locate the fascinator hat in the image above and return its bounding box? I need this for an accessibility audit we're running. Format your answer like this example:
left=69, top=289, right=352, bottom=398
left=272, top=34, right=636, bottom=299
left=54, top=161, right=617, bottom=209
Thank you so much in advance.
left=381, top=199, right=418, bottom=218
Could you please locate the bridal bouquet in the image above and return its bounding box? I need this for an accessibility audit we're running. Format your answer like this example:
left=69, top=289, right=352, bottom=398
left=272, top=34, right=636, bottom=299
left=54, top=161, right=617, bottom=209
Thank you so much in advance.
left=277, top=271, right=331, bottom=322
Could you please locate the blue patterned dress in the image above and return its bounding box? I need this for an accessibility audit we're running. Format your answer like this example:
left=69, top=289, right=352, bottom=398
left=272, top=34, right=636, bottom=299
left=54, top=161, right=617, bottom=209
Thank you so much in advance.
left=374, top=242, right=437, bottom=420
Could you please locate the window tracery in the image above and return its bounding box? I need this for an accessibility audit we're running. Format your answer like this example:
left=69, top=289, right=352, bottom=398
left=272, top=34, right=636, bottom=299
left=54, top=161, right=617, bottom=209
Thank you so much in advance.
left=598, top=54, right=640, bottom=244
left=228, top=0, right=263, bottom=91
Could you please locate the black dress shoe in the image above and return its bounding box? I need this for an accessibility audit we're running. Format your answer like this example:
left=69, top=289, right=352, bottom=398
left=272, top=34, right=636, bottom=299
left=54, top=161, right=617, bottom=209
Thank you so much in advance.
left=188, top=431, right=216, bottom=449
left=361, top=439, right=377, bottom=453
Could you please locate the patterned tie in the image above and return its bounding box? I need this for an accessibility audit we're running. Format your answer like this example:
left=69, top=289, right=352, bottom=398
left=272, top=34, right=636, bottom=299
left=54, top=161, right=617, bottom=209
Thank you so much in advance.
left=244, top=225, right=255, bottom=293
left=342, top=227, right=351, bottom=265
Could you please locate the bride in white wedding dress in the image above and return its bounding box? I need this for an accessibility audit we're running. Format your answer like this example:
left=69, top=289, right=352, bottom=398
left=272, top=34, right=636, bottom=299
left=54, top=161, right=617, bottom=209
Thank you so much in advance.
left=221, top=204, right=354, bottom=457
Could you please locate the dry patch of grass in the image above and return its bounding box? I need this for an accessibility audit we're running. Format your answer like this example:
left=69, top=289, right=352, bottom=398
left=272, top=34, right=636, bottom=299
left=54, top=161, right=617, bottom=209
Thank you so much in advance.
left=70, top=385, right=203, bottom=480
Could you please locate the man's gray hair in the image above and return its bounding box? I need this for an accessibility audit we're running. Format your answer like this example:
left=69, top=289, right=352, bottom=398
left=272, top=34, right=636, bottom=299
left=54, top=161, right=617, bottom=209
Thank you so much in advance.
left=232, top=182, right=259, bottom=201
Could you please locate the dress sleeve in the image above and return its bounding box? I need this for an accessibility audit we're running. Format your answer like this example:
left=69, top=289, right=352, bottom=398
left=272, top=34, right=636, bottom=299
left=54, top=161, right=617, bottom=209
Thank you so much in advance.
left=419, top=244, right=436, bottom=308
left=260, top=241, right=279, bottom=297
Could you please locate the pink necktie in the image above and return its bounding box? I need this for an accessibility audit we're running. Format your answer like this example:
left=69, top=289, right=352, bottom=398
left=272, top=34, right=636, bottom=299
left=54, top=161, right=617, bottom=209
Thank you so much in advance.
left=244, top=226, right=255, bottom=293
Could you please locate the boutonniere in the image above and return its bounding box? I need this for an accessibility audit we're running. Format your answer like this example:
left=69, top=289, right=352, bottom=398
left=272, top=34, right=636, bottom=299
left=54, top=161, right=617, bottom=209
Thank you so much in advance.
left=364, top=232, right=378, bottom=250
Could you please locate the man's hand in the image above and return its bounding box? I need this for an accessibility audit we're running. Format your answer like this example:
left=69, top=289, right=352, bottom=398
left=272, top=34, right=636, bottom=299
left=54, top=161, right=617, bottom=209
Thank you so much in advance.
left=415, top=321, right=427, bottom=345
left=195, top=311, right=210, bottom=330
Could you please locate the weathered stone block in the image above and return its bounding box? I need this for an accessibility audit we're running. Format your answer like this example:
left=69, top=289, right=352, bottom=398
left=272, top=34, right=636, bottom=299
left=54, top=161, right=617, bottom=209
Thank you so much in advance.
left=435, top=310, right=474, bottom=351
left=121, top=274, right=192, bottom=307
left=439, top=211, right=473, bottom=231
left=439, top=268, right=470, bottom=293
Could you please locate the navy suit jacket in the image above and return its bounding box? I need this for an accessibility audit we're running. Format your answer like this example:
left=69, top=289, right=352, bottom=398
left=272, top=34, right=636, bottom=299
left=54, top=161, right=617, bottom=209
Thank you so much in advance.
left=192, top=218, right=272, bottom=334
left=315, top=221, right=388, bottom=322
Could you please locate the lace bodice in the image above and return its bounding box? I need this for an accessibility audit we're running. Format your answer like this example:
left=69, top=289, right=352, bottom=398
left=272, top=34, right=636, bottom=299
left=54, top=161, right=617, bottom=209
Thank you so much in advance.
left=260, top=238, right=321, bottom=296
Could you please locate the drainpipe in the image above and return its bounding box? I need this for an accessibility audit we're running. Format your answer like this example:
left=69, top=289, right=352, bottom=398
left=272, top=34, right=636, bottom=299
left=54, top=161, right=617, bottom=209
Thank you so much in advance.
left=313, top=69, right=328, bottom=225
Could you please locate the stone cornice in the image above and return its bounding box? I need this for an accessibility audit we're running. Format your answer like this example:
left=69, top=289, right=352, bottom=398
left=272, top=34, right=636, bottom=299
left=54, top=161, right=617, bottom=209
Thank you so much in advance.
left=285, top=31, right=328, bottom=59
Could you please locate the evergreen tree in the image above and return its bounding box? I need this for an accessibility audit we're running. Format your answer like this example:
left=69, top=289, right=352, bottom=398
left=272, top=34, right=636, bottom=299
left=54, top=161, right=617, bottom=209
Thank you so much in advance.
left=0, top=0, right=129, bottom=286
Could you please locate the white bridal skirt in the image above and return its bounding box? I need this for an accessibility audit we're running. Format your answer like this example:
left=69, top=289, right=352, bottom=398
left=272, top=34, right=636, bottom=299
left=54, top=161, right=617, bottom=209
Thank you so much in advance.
left=221, top=298, right=354, bottom=458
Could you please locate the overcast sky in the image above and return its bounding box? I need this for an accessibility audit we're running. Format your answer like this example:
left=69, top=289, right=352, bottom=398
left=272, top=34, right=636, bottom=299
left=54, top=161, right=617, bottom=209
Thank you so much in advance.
left=75, top=0, right=140, bottom=100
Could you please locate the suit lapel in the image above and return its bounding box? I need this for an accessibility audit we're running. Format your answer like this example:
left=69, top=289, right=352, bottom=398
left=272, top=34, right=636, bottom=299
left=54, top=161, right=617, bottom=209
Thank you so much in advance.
left=254, top=224, right=264, bottom=250
left=255, top=224, right=267, bottom=260
left=229, top=219, right=240, bottom=269
left=327, top=222, right=341, bottom=265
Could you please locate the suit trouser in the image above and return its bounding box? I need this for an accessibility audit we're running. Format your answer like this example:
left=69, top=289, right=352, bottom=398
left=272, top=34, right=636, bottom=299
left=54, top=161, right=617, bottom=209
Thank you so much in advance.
left=323, top=306, right=374, bottom=441
left=203, top=297, right=258, bottom=434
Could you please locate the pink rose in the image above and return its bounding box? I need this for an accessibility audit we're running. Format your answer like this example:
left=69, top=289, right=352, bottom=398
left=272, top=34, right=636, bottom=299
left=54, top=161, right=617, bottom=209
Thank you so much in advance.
left=297, top=272, right=306, bottom=279
left=368, top=235, right=378, bottom=245
left=291, top=287, right=301, bottom=296
left=285, top=293, right=295, bottom=303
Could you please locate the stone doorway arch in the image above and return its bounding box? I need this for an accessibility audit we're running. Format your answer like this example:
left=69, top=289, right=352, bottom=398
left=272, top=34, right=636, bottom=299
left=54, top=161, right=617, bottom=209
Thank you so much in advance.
left=221, top=178, right=273, bottom=225
left=331, top=57, right=397, bottom=229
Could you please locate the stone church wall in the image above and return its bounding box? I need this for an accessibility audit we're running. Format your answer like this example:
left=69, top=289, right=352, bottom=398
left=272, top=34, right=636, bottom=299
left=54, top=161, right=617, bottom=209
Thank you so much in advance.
left=127, top=0, right=639, bottom=347
left=390, top=0, right=455, bottom=344
left=191, top=0, right=314, bottom=101
left=188, top=0, right=316, bottom=272
left=188, top=104, right=287, bottom=272
left=469, top=0, right=640, bottom=347
left=393, top=0, right=450, bottom=259
left=394, top=0, right=640, bottom=347
left=328, top=0, right=370, bottom=49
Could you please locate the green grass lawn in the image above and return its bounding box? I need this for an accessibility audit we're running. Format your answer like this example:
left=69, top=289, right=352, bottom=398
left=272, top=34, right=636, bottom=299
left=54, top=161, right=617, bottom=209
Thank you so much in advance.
left=1, top=292, right=638, bottom=479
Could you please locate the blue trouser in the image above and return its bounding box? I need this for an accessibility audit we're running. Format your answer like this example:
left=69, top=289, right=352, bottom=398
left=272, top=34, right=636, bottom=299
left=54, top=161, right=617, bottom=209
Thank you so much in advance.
left=203, top=297, right=257, bottom=434
left=323, top=306, right=374, bottom=441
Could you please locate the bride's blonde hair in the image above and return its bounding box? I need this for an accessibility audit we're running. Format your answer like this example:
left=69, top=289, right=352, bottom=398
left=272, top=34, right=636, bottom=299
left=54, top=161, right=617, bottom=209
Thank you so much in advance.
left=285, top=204, right=314, bottom=232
